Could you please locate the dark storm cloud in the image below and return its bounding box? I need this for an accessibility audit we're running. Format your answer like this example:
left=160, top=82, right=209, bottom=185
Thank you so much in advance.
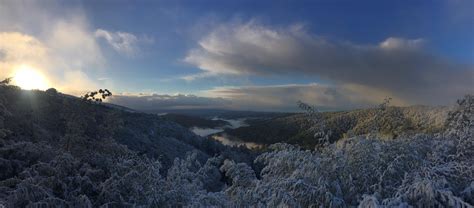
left=185, top=21, right=473, bottom=105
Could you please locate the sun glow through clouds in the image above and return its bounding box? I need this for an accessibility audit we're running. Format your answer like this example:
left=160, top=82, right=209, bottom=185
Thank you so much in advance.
left=12, top=65, right=50, bottom=90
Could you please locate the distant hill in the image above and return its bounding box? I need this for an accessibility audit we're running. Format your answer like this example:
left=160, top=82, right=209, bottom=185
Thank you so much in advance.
left=219, top=105, right=449, bottom=148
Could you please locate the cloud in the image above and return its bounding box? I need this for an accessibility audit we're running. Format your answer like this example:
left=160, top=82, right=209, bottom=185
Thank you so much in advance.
left=379, top=37, right=425, bottom=50
left=95, top=29, right=153, bottom=57
left=107, top=93, right=232, bottom=110
left=50, top=18, right=105, bottom=69
left=185, top=21, right=473, bottom=105
left=0, top=1, right=105, bottom=95
left=181, top=72, right=216, bottom=81
left=0, top=50, right=5, bottom=60
left=0, top=32, right=49, bottom=87
left=95, top=29, right=137, bottom=56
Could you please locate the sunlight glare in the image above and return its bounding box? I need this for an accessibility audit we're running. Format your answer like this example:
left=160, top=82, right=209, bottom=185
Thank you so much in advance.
left=12, top=65, right=50, bottom=90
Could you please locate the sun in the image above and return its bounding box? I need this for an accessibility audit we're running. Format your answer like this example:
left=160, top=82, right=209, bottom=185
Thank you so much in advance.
left=12, top=65, right=50, bottom=90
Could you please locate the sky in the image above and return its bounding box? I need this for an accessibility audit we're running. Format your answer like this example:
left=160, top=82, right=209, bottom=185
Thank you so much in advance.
left=1, top=0, right=473, bottom=111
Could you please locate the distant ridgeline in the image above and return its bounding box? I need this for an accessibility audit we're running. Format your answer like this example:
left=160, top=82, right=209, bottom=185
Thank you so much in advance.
left=0, top=83, right=472, bottom=207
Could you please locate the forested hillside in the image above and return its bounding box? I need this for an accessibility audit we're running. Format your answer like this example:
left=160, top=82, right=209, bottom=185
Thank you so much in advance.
left=221, top=105, right=449, bottom=148
left=0, top=85, right=256, bottom=206
left=0, top=84, right=472, bottom=207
